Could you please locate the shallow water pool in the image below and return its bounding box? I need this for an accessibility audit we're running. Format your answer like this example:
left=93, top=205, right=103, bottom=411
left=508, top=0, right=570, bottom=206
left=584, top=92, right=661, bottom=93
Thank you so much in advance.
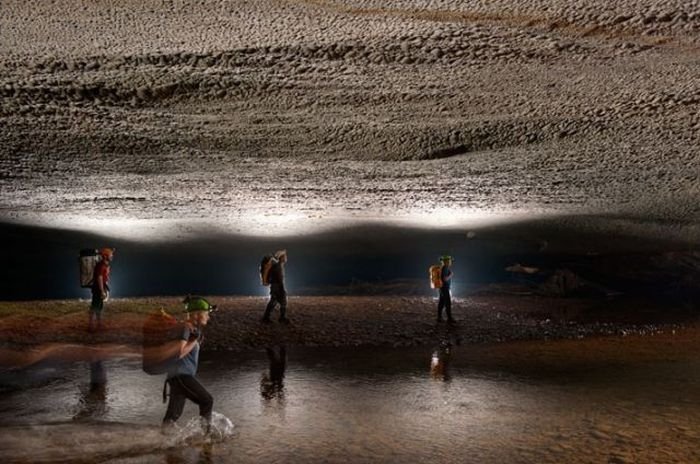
left=1, top=341, right=699, bottom=463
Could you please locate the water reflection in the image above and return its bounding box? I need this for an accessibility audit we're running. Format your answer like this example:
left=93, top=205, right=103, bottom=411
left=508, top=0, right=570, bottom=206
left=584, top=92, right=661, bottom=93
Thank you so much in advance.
left=2, top=342, right=700, bottom=464
left=74, top=360, right=108, bottom=420
left=430, top=341, right=452, bottom=382
left=260, top=346, right=286, bottom=403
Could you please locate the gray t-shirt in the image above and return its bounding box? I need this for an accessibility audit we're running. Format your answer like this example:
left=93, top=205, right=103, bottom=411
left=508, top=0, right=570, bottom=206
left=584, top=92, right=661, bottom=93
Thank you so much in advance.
left=167, top=325, right=200, bottom=378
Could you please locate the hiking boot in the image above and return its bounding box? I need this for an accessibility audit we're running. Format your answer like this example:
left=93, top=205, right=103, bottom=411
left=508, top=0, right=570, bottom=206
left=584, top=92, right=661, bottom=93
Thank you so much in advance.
left=279, top=317, right=290, bottom=324
left=200, top=417, right=212, bottom=436
left=436, top=317, right=444, bottom=323
left=261, top=317, right=272, bottom=324
left=447, top=318, right=457, bottom=324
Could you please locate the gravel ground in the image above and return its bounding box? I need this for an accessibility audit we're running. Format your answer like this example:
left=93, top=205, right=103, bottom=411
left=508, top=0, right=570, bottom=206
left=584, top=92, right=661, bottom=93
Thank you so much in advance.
left=0, top=295, right=696, bottom=355
left=0, top=0, right=698, bottom=242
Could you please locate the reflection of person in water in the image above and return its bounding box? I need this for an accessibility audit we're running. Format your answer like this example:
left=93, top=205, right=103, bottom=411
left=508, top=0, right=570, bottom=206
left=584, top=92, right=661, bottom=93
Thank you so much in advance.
left=260, top=345, right=286, bottom=401
left=74, top=360, right=108, bottom=419
left=430, top=341, right=452, bottom=382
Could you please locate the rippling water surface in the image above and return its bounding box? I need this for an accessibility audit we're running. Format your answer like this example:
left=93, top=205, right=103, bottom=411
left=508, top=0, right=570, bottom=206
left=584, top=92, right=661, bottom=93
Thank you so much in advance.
left=1, top=341, right=699, bottom=463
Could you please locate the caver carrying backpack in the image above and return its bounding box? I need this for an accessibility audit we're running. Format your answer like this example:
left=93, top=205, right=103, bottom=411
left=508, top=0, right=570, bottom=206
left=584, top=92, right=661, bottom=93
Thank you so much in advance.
left=429, top=265, right=443, bottom=289
left=260, top=255, right=277, bottom=286
left=142, top=308, right=183, bottom=375
left=79, top=249, right=101, bottom=288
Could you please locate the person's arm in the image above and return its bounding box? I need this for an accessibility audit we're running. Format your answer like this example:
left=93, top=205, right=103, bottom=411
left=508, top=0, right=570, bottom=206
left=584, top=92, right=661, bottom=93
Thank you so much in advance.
left=177, top=339, right=198, bottom=359
left=103, top=266, right=111, bottom=293
left=96, top=273, right=106, bottom=298
left=176, top=324, right=198, bottom=359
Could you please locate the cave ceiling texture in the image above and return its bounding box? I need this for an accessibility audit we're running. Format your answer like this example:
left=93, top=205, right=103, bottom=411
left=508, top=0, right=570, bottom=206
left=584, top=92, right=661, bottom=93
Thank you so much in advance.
left=0, top=0, right=698, bottom=249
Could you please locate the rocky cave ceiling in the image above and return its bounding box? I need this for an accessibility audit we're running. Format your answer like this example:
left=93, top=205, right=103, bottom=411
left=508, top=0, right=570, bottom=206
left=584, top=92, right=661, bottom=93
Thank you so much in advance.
left=0, top=0, right=698, bottom=246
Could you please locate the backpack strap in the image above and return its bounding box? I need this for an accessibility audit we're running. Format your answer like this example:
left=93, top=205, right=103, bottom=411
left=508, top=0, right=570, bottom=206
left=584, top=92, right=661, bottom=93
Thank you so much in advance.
left=163, top=378, right=169, bottom=403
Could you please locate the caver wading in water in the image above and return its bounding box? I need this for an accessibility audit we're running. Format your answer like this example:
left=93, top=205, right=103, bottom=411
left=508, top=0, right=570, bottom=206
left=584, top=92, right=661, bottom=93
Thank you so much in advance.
left=162, top=296, right=217, bottom=432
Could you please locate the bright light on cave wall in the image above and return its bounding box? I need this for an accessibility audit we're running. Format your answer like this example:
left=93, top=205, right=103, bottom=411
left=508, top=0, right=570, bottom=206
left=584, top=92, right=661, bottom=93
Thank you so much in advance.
left=6, top=206, right=532, bottom=242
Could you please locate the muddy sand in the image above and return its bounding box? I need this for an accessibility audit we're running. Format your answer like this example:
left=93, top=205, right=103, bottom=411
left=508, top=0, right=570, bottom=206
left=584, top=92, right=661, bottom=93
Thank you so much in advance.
left=0, top=295, right=697, bottom=361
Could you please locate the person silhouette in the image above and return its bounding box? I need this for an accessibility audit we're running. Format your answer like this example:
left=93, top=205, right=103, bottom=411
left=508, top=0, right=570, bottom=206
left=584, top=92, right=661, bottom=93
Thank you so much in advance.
left=89, top=248, right=115, bottom=332
left=436, top=255, right=456, bottom=324
left=262, top=250, right=290, bottom=324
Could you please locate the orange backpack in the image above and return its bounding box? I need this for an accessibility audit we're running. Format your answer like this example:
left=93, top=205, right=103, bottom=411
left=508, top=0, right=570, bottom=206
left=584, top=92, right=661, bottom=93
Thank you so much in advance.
left=142, top=309, right=182, bottom=375
left=429, top=265, right=442, bottom=289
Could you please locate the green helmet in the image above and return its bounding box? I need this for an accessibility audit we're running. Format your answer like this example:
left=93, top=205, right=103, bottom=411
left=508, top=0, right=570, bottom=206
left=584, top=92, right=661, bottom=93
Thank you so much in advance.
left=440, top=255, right=453, bottom=263
left=182, top=295, right=217, bottom=313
